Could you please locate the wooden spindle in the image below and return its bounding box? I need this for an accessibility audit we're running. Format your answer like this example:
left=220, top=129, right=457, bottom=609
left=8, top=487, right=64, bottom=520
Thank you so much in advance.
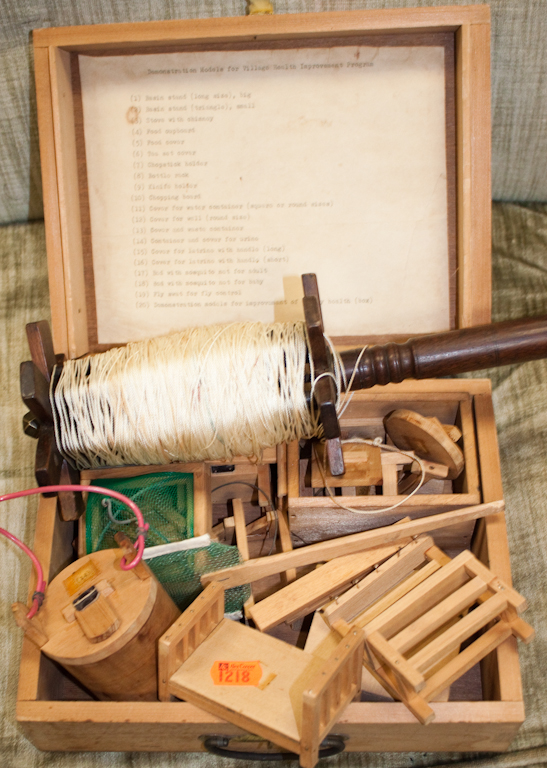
left=340, top=315, right=547, bottom=390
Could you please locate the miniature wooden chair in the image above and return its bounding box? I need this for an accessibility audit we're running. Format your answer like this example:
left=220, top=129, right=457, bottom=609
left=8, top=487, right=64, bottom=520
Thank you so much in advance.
left=329, top=548, right=533, bottom=725
left=158, top=582, right=365, bottom=768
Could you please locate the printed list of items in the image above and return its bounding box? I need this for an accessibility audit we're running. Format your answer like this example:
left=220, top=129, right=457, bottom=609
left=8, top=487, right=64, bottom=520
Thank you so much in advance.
left=80, top=47, right=449, bottom=343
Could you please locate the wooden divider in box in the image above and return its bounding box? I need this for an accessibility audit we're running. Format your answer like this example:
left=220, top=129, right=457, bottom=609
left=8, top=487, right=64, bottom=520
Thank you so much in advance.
left=288, top=380, right=484, bottom=552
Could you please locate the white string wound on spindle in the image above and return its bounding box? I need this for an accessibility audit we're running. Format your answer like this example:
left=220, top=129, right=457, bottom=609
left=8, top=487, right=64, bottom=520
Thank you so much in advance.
left=52, top=321, right=321, bottom=470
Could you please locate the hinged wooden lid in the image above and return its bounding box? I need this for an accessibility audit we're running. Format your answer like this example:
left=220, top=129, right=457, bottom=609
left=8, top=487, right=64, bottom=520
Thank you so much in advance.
left=34, top=5, right=491, bottom=359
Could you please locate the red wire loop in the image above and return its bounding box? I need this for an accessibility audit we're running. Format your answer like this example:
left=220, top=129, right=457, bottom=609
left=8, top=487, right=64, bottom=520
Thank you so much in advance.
left=0, top=485, right=147, bottom=619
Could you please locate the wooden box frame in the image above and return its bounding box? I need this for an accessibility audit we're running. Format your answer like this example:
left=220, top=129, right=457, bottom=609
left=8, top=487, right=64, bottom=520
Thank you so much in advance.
left=288, top=380, right=482, bottom=549
left=18, top=4, right=526, bottom=758
left=34, top=4, right=491, bottom=360
left=17, top=383, right=525, bottom=752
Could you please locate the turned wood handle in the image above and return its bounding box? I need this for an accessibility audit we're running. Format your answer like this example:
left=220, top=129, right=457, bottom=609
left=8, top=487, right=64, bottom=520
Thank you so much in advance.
left=339, top=316, right=547, bottom=390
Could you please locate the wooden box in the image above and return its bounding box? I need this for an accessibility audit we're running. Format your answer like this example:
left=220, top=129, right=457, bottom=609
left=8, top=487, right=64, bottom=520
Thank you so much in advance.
left=288, top=381, right=483, bottom=549
left=18, top=4, right=527, bottom=757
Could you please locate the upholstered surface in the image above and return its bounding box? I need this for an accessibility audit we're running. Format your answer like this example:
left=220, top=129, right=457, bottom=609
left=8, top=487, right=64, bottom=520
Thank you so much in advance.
left=1, top=1, right=547, bottom=224
left=0, top=203, right=546, bottom=766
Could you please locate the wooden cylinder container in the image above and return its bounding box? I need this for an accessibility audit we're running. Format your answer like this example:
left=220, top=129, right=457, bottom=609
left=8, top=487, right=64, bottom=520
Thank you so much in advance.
left=19, top=548, right=180, bottom=701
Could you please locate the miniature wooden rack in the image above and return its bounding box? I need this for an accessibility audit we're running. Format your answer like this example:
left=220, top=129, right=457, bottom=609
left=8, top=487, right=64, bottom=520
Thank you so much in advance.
left=328, top=547, right=534, bottom=725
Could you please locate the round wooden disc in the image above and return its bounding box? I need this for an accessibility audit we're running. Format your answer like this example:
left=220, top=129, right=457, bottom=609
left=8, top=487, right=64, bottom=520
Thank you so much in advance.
left=383, top=409, right=464, bottom=479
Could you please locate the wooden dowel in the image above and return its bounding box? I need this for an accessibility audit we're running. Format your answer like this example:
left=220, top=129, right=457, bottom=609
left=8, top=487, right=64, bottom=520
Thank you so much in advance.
left=200, top=500, right=503, bottom=589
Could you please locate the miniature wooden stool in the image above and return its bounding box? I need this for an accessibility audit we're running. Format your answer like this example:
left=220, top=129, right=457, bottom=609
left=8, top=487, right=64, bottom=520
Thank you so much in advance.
left=311, top=441, right=383, bottom=488
left=310, top=438, right=450, bottom=496
left=158, top=582, right=365, bottom=768
left=331, top=548, right=533, bottom=725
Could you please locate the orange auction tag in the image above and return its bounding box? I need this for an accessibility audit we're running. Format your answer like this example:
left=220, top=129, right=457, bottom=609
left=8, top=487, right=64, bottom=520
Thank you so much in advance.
left=210, top=660, right=262, bottom=686
left=63, top=559, right=99, bottom=597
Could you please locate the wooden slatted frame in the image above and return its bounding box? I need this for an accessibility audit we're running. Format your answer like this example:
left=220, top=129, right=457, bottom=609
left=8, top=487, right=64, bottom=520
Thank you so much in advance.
left=357, top=551, right=533, bottom=725
left=301, top=628, right=364, bottom=768
left=158, top=582, right=225, bottom=702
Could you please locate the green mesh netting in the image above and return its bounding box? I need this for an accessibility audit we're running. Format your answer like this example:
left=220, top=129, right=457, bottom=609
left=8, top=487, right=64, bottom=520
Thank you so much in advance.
left=86, top=473, right=195, bottom=551
left=85, top=472, right=250, bottom=613
left=144, top=544, right=250, bottom=614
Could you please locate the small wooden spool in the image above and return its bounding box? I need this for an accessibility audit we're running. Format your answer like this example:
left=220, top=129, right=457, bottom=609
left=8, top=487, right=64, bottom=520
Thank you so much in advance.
left=14, top=547, right=180, bottom=701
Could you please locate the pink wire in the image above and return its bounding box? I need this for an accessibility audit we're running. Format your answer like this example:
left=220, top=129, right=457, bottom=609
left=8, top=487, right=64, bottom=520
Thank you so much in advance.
left=0, top=525, right=45, bottom=620
left=0, top=484, right=149, bottom=619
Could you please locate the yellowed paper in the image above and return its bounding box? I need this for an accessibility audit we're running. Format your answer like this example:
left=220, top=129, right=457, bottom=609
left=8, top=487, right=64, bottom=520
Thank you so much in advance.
left=79, top=45, right=449, bottom=344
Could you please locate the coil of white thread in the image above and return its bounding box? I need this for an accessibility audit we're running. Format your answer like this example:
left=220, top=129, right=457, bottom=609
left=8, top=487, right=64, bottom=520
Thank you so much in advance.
left=52, top=321, right=320, bottom=469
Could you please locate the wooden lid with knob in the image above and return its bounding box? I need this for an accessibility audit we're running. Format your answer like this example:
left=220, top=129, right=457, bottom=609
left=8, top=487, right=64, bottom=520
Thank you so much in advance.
left=17, top=546, right=180, bottom=701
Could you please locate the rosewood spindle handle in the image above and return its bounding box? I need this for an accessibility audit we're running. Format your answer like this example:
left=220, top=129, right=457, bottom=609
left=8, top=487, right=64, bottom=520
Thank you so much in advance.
left=339, top=316, right=547, bottom=391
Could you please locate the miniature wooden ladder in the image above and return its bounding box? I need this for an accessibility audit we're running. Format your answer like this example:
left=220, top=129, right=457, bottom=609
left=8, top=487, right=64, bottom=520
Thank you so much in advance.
left=349, top=549, right=533, bottom=725
left=158, top=582, right=364, bottom=768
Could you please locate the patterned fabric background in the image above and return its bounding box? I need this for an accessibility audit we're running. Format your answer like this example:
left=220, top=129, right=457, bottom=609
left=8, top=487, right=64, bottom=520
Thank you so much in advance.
left=1, top=0, right=547, bottom=225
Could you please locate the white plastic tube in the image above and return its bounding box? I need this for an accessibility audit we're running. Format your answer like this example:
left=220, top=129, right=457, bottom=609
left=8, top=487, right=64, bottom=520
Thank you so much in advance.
left=142, top=533, right=211, bottom=560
